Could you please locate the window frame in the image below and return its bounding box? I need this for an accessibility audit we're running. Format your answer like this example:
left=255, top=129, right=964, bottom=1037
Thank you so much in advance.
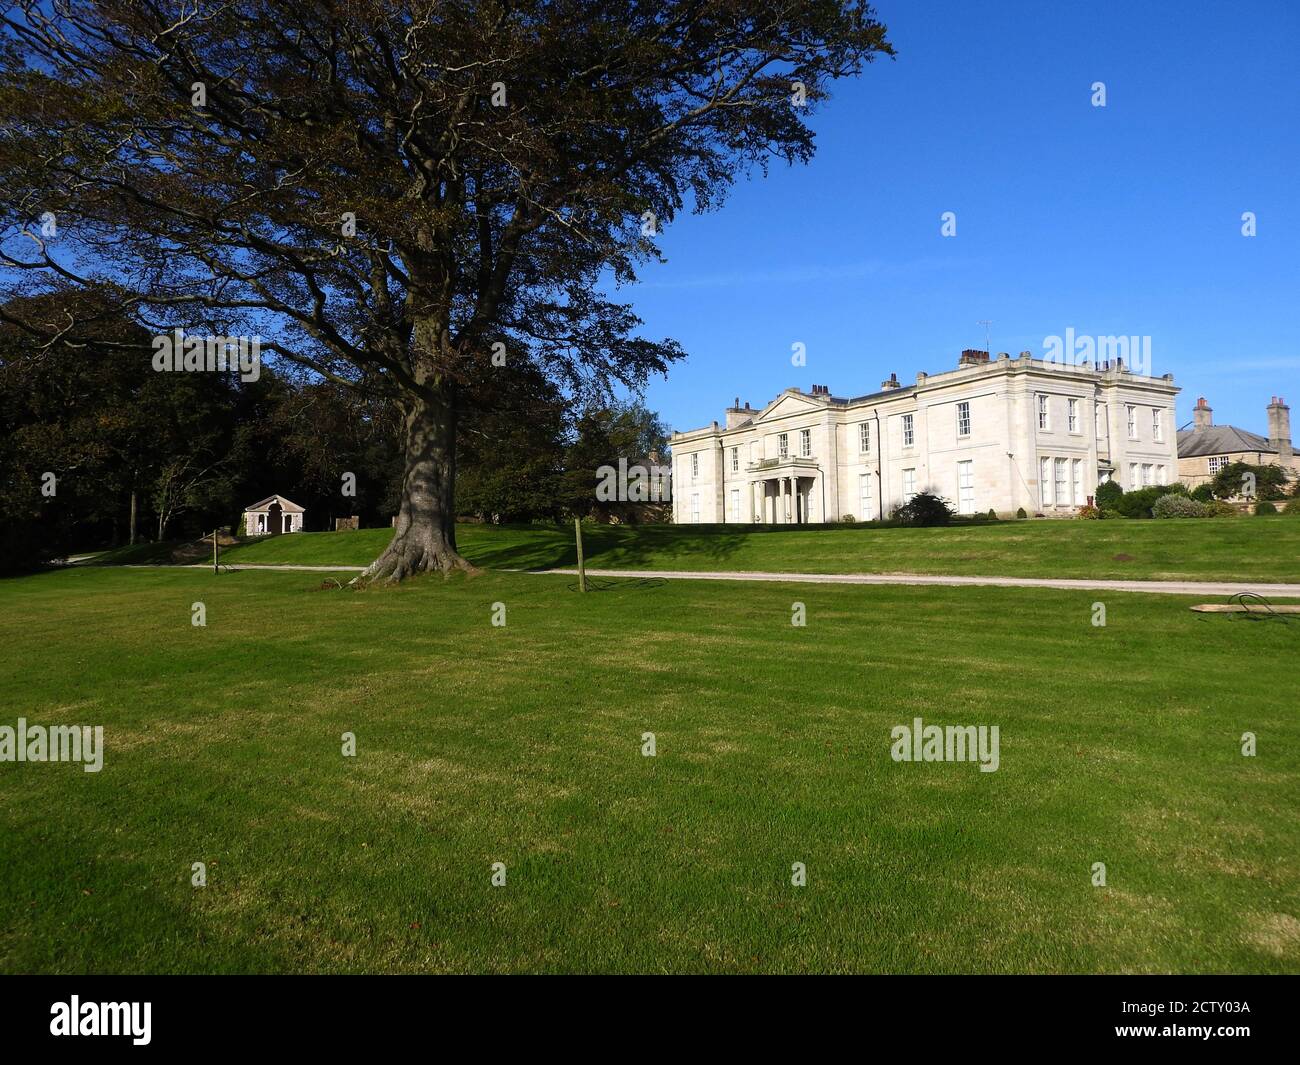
left=957, top=401, right=971, bottom=439
left=799, top=428, right=812, bottom=458
left=902, top=413, right=915, bottom=448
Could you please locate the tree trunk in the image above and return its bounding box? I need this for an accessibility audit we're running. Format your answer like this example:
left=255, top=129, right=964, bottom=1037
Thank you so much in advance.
left=362, top=380, right=475, bottom=581
left=128, top=486, right=138, bottom=546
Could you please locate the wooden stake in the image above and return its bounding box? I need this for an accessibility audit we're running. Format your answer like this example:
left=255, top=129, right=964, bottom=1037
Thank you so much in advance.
left=212, top=529, right=218, bottom=575
left=574, top=517, right=587, bottom=592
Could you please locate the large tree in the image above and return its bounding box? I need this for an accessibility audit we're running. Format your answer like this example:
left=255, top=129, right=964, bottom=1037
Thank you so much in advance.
left=0, top=0, right=892, bottom=579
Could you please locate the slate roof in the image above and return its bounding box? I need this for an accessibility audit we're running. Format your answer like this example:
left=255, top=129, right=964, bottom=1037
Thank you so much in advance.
left=1176, top=426, right=1277, bottom=458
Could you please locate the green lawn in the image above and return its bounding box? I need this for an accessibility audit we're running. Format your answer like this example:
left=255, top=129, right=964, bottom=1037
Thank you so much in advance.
left=213, top=516, right=1300, bottom=583
left=1, top=564, right=1296, bottom=973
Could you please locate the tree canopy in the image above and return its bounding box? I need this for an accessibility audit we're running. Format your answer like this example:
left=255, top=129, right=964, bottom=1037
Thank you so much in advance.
left=0, top=0, right=893, bottom=578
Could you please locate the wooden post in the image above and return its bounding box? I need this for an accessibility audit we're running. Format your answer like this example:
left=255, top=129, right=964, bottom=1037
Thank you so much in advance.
left=574, top=517, right=587, bottom=592
left=212, top=529, right=218, bottom=575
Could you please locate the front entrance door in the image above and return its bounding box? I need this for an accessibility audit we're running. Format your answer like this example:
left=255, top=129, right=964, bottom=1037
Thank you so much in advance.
left=268, top=500, right=283, bottom=535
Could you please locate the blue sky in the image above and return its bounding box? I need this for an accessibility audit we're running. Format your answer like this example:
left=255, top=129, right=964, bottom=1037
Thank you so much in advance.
left=622, top=0, right=1300, bottom=438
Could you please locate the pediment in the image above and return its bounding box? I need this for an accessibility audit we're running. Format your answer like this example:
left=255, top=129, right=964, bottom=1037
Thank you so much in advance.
left=756, top=391, right=823, bottom=422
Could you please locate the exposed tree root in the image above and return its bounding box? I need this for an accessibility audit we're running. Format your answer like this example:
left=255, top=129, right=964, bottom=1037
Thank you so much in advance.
left=360, top=530, right=480, bottom=585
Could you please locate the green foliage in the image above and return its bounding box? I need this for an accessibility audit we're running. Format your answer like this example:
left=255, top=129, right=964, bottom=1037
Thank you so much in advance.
left=456, top=361, right=567, bottom=523
left=1094, top=480, right=1124, bottom=509
left=1112, top=483, right=1185, bottom=519
left=1255, top=501, right=1278, bottom=515
left=1284, top=499, right=1300, bottom=515
left=1075, top=503, right=1102, bottom=520
left=1210, top=461, right=1289, bottom=501
left=986, top=508, right=997, bottom=520
left=562, top=401, right=672, bottom=523
left=1152, top=494, right=1211, bottom=518
left=1015, top=507, right=1028, bottom=519
left=1190, top=483, right=1215, bottom=502
left=892, top=491, right=954, bottom=527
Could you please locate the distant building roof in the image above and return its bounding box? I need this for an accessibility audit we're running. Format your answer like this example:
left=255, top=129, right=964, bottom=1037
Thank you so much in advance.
left=1177, top=426, right=1276, bottom=458
left=243, top=494, right=306, bottom=513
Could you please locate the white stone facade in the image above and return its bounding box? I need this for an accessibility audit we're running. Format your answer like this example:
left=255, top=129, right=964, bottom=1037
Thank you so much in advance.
left=669, top=352, right=1180, bottom=523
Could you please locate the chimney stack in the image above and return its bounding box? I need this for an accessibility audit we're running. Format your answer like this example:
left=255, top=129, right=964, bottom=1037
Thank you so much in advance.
left=1267, top=396, right=1292, bottom=465
left=880, top=372, right=900, bottom=391
left=958, top=349, right=990, bottom=367
left=724, top=397, right=752, bottom=429
left=1193, top=397, right=1212, bottom=432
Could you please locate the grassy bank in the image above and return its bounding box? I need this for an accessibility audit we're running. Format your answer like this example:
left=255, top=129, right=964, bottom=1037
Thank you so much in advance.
left=206, top=517, right=1300, bottom=583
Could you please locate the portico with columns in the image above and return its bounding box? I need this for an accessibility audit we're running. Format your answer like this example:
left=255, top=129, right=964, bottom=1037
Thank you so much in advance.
left=749, top=459, right=819, bottom=523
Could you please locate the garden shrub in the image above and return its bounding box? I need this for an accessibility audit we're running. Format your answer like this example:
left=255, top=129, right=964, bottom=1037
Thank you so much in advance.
left=1094, top=480, right=1123, bottom=509
left=1255, top=501, right=1277, bottom=515
left=1152, top=494, right=1210, bottom=518
left=1015, top=507, right=1027, bottom=519
left=892, top=492, right=954, bottom=527
left=1075, top=503, right=1102, bottom=519
left=1284, top=499, right=1300, bottom=515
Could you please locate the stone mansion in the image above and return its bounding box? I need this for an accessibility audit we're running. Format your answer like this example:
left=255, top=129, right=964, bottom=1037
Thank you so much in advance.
left=668, top=349, right=1180, bottom=524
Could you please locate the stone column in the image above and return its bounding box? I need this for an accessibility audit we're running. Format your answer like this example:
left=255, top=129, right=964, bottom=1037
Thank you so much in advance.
left=778, top=477, right=786, bottom=524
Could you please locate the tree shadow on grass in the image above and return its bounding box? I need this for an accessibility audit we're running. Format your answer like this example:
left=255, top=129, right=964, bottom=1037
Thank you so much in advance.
left=560, top=575, right=669, bottom=593
left=465, top=523, right=751, bottom=571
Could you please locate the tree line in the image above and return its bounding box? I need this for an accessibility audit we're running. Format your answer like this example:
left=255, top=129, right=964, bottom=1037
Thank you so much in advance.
left=1, top=291, right=670, bottom=572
